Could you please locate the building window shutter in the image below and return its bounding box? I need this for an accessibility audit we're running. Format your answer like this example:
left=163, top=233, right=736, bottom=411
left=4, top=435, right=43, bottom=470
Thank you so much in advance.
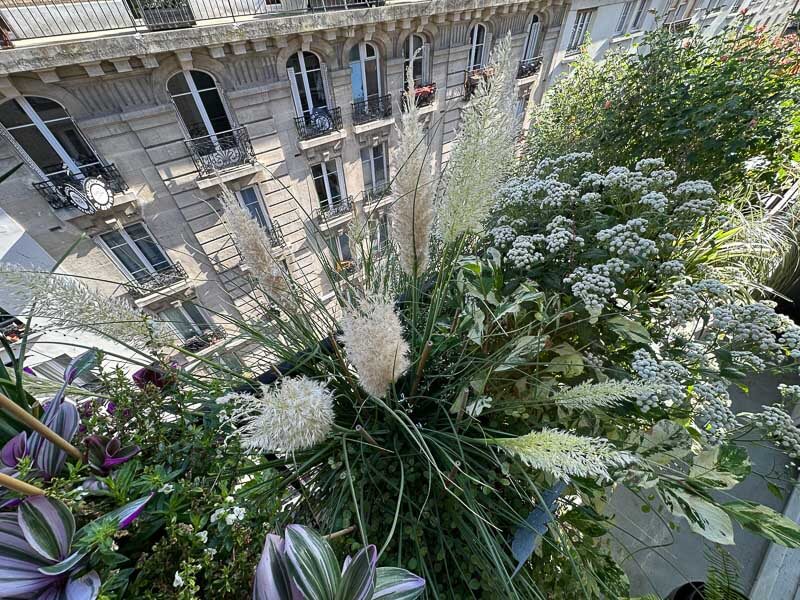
left=320, top=63, right=336, bottom=110
left=286, top=67, right=303, bottom=117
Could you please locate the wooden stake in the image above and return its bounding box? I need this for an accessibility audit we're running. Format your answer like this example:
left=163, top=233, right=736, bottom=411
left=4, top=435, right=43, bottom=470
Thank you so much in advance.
left=0, top=393, right=83, bottom=461
left=323, top=525, right=355, bottom=541
left=0, top=472, right=44, bottom=496
left=410, top=340, right=433, bottom=397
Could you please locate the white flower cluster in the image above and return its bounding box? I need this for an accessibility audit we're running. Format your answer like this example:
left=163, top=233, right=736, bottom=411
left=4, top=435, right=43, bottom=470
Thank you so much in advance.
left=533, top=152, right=594, bottom=179
left=659, top=260, right=685, bottom=277
left=639, top=191, right=669, bottom=212
left=754, top=405, right=800, bottom=459
left=489, top=225, right=516, bottom=249
left=539, top=178, right=580, bottom=208
left=730, top=351, right=767, bottom=373
left=211, top=503, right=246, bottom=526
left=744, top=155, right=770, bottom=172
left=672, top=181, right=718, bottom=217
left=692, top=382, right=738, bottom=444
left=649, top=169, right=678, bottom=187
left=631, top=349, right=688, bottom=411
left=778, top=383, right=800, bottom=407
left=507, top=235, right=545, bottom=269
left=674, top=180, right=716, bottom=198
left=674, top=196, right=719, bottom=218
left=710, top=303, right=783, bottom=354
left=779, top=326, right=800, bottom=359
left=604, top=166, right=651, bottom=194
left=579, top=172, right=605, bottom=191
left=580, top=192, right=602, bottom=204
left=545, top=215, right=584, bottom=253
left=635, top=157, right=666, bottom=174
left=596, top=218, right=657, bottom=259
left=661, top=285, right=703, bottom=324
left=565, top=266, right=616, bottom=320
left=692, top=279, right=729, bottom=298
left=602, top=258, right=630, bottom=275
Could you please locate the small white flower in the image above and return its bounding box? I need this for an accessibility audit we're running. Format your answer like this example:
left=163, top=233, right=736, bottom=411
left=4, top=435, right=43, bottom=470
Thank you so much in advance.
left=204, top=547, right=218, bottom=558
left=173, top=573, right=184, bottom=588
left=196, top=531, right=208, bottom=544
left=159, top=483, right=174, bottom=494
left=210, top=508, right=226, bottom=524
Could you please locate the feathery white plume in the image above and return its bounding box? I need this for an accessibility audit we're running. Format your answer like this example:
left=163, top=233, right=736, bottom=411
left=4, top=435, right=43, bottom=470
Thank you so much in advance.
left=552, top=381, right=657, bottom=410
left=220, top=376, right=334, bottom=453
left=437, top=34, right=518, bottom=243
left=220, top=191, right=287, bottom=301
left=0, top=264, right=173, bottom=348
left=340, top=292, right=410, bottom=398
left=492, top=428, right=637, bottom=481
left=391, top=62, right=435, bottom=277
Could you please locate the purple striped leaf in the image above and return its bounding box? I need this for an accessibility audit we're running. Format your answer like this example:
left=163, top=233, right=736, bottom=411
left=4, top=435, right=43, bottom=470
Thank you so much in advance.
left=81, top=494, right=153, bottom=533
left=0, top=513, right=57, bottom=597
left=63, top=351, right=99, bottom=386
left=18, top=495, right=74, bottom=562
left=1, top=432, right=28, bottom=468
left=65, top=570, right=101, bottom=600
left=38, top=549, right=87, bottom=576
left=336, top=544, right=377, bottom=600
left=85, top=436, right=141, bottom=476
left=253, top=534, right=299, bottom=600
left=285, top=525, right=340, bottom=600
left=373, top=567, right=426, bottom=600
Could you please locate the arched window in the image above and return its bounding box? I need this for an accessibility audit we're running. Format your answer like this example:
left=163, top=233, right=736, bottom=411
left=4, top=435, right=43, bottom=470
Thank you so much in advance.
left=403, top=33, right=428, bottom=86
left=523, top=16, right=541, bottom=59
left=0, top=96, right=99, bottom=181
left=467, top=23, right=489, bottom=71
left=349, top=42, right=381, bottom=102
left=167, top=70, right=232, bottom=140
left=287, top=51, right=330, bottom=118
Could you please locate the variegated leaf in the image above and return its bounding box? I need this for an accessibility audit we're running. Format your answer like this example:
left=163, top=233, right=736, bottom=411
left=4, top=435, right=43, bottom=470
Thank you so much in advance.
left=374, top=567, right=426, bottom=600
left=253, top=534, right=294, bottom=600
left=336, top=545, right=377, bottom=600
left=284, top=525, right=340, bottom=600
left=35, top=400, right=80, bottom=479
left=0, top=513, right=56, bottom=597
left=64, top=570, right=101, bottom=600
left=19, top=495, right=74, bottom=562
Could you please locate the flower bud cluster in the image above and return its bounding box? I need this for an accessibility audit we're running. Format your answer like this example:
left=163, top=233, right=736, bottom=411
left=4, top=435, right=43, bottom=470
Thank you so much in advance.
left=565, top=266, right=616, bottom=319
left=545, top=215, right=584, bottom=253
left=596, top=218, right=658, bottom=259
left=649, top=169, right=678, bottom=187
left=778, top=326, right=800, bottom=359
left=753, top=405, right=800, bottom=459
left=507, top=235, right=545, bottom=269
left=778, top=383, right=800, bottom=406
left=631, top=349, right=688, bottom=411
left=489, top=225, right=516, bottom=249
left=692, top=381, right=737, bottom=444
left=635, top=157, right=666, bottom=175
left=659, top=260, right=685, bottom=277
left=640, top=191, right=669, bottom=212
left=605, top=166, right=651, bottom=194
left=710, top=303, right=783, bottom=354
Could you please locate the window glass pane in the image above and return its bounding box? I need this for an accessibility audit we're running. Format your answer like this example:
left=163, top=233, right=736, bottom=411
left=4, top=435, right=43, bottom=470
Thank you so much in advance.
left=350, top=61, right=365, bottom=101
left=313, top=174, right=329, bottom=206
left=239, top=187, right=270, bottom=228
left=8, top=126, right=64, bottom=175
left=45, top=119, right=98, bottom=168
left=338, top=233, right=352, bottom=261
left=182, top=302, right=210, bottom=329
left=124, top=223, right=170, bottom=272
left=190, top=71, right=216, bottom=91
left=364, top=59, right=379, bottom=97
left=287, top=53, right=301, bottom=72
left=327, top=168, right=341, bottom=203
left=28, top=97, right=68, bottom=122
left=167, top=73, right=190, bottom=95
left=173, top=94, right=208, bottom=138
left=0, top=99, right=31, bottom=128
left=160, top=307, right=196, bottom=341
left=100, top=231, right=150, bottom=281
left=365, top=43, right=376, bottom=58
left=199, top=89, right=231, bottom=134
left=374, top=149, right=386, bottom=186
left=361, top=152, right=373, bottom=189
left=306, top=70, right=327, bottom=111
left=302, top=51, right=320, bottom=71
left=348, top=45, right=360, bottom=62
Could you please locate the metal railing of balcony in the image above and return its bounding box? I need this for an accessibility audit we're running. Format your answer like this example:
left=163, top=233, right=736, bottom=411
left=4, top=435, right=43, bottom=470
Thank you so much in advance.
left=351, top=93, right=392, bottom=125
left=463, top=67, right=494, bottom=101
left=124, top=262, right=188, bottom=299
left=363, top=184, right=390, bottom=204
left=400, top=82, right=436, bottom=112
left=307, top=0, right=384, bottom=11
left=266, top=222, right=285, bottom=248
left=294, top=107, right=343, bottom=141
left=33, top=163, right=128, bottom=210
left=664, top=18, right=692, bottom=33
left=182, top=325, right=227, bottom=352
left=0, top=0, right=289, bottom=45
left=314, top=195, right=353, bottom=222
left=185, top=126, right=255, bottom=178
left=517, top=56, right=543, bottom=79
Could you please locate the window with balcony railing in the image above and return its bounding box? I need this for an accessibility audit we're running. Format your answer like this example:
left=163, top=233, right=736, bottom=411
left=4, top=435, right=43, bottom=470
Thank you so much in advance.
left=517, top=57, right=543, bottom=79
left=352, top=94, right=392, bottom=125
left=236, top=186, right=285, bottom=248
left=158, top=301, right=223, bottom=350
left=361, top=142, right=389, bottom=201
left=312, top=159, right=352, bottom=217
left=566, top=9, right=595, bottom=54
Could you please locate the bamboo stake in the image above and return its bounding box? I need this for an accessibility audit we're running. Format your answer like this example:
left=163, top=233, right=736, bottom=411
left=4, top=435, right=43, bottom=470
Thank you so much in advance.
left=0, top=393, right=83, bottom=461
left=0, top=472, right=44, bottom=496
left=323, top=525, right=355, bottom=541
left=410, top=340, right=433, bottom=397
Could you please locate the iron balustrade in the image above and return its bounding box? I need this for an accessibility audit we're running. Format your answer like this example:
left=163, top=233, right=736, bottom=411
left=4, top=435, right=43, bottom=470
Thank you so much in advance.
left=351, top=93, right=392, bottom=125
left=315, top=195, right=353, bottom=221
left=124, top=262, right=188, bottom=299
left=307, top=0, right=384, bottom=11
left=665, top=18, right=692, bottom=33
left=294, top=107, right=343, bottom=140
left=363, top=184, right=390, bottom=204
left=463, top=67, right=494, bottom=101
left=400, top=82, right=436, bottom=112
left=517, top=56, right=543, bottom=79
left=265, top=222, right=286, bottom=248
left=182, top=325, right=227, bottom=352
left=33, top=163, right=128, bottom=210
left=185, top=127, right=255, bottom=177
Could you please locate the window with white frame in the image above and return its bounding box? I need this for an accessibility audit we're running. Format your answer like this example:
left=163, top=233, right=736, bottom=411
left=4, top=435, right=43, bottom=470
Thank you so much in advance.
left=311, top=159, right=346, bottom=212
left=360, top=143, right=389, bottom=195
left=167, top=70, right=233, bottom=140
left=332, top=231, right=353, bottom=264
left=99, top=223, right=172, bottom=283
left=467, top=23, right=488, bottom=71
left=158, top=301, right=211, bottom=342
left=523, top=15, right=541, bottom=59
left=566, top=9, right=595, bottom=53
left=630, top=0, right=648, bottom=28
left=349, top=42, right=382, bottom=102
left=667, top=0, right=689, bottom=20
left=0, top=96, right=100, bottom=182
left=370, top=213, right=390, bottom=255
left=287, top=51, right=330, bottom=118
left=616, top=1, right=634, bottom=31
left=236, top=186, right=273, bottom=231
left=403, top=33, right=428, bottom=85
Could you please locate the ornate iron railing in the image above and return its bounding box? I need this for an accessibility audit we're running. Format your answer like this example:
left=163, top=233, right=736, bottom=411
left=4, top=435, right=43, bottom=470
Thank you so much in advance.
left=665, top=18, right=692, bottom=33
left=363, top=185, right=390, bottom=204
left=315, top=195, right=353, bottom=221
left=463, top=67, right=494, bottom=101
left=294, top=107, right=343, bottom=141
left=266, top=223, right=286, bottom=248
left=517, top=56, right=543, bottom=79
left=351, top=94, right=392, bottom=125
left=182, top=325, right=227, bottom=352
left=186, top=127, right=255, bottom=177
left=124, top=262, right=188, bottom=299
left=307, top=0, right=384, bottom=11
left=33, top=163, right=128, bottom=210
left=401, top=83, right=436, bottom=112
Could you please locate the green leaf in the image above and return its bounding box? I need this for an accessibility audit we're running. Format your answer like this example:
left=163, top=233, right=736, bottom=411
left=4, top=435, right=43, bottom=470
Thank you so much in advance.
left=374, top=567, right=425, bottom=600
left=336, top=545, right=376, bottom=600
left=496, top=335, right=547, bottom=371
left=607, top=316, right=652, bottom=344
left=631, top=420, right=694, bottom=466
left=18, top=495, right=75, bottom=562
left=663, top=488, right=734, bottom=545
left=689, top=445, right=750, bottom=490
left=545, top=343, right=584, bottom=378
left=722, top=501, right=800, bottom=548
left=284, top=525, right=340, bottom=600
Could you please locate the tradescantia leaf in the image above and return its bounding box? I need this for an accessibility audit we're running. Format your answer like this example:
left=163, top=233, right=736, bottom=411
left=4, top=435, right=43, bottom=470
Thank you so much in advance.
left=722, top=501, right=800, bottom=547
left=373, top=567, right=425, bottom=600
left=63, top=350, right=99, bottom=386
left=86, top=494, right=153, bottom=532
left=19, top=496, right=75, bottom=562
left=336, top=545, right=377, bottom=600
left=35, top=400, right=80, bottom=480
left=38, top=550, right=87, bottom=576
left=284, top=525, right=340, bottom=600
left=0, top=513, right=54, bottom=597
left=510, top=480, right=566, bottom=577
left=253, top=534, right=297, bottom=600
left=64, top=570, right=101, bottom=600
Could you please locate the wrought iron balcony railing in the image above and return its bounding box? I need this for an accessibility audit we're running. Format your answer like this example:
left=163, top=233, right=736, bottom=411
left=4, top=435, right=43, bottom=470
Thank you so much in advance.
left=315, top=195, right=353, bottom=221
left=401, top=82, right=437, bottom=112
left=517, top=56, right=543, bottom=79
left=182, top=325, right=227, bottom=352
left=33, top=163, right=128, bottom=211
left=363, top=184, right=390, bottom=204
left=463, top=67, right=494, bottom=101
left=265, top=222, right=286, bottom=248
left=665, top=18, right=692, bottom=33
left=294, top=107, right=343, bottom=141
left=124, top=262, right=188, bottom=299
left=307, top=0, right=385, bottom=11
left=351, top=94, right=392, bottom=125
left=185, top=127, right=255, bottom=177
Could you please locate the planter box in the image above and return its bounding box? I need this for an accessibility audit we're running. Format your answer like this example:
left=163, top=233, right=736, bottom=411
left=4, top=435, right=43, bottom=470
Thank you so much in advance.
left=142, top=3, right=195, bottom=30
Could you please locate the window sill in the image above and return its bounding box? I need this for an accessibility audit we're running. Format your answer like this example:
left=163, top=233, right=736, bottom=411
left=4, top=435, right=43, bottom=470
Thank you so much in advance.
left=195, top=162, right=262, bottom=189
left=352, top=115, right=394, bottom=136
left=132, top=279, right=192, bottom=309
left=611, top=30, right=646, bottom=44
left=561, top=51, right=582, bottom=64
left=297, top=129, right=347, bottom=153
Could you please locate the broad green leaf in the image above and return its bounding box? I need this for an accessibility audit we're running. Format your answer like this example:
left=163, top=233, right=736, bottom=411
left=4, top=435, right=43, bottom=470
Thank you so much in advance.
left=607, top=316, right=652, bottom=344
left=285, top=525, right=340, bottom=600
left=374, top=567, right=425, bottom=600
left=722, top=501, right=800, bottom=548
left=663, top=488, right=734, bottom=545
left=689, top=445, right=750, bottom=490
left=18, top=495, right=75, bottom=562
left=545, top=343, right=584, bottom=377
left=497, top=335, right=548, bottom=371
left=632, top=420, right=693, bottom=466
left=336, top=545, right=376, bottom=600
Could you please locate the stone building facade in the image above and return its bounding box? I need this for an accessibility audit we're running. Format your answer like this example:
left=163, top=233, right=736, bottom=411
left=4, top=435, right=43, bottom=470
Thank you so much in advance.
left=0, top=0, right=559, bottom=369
